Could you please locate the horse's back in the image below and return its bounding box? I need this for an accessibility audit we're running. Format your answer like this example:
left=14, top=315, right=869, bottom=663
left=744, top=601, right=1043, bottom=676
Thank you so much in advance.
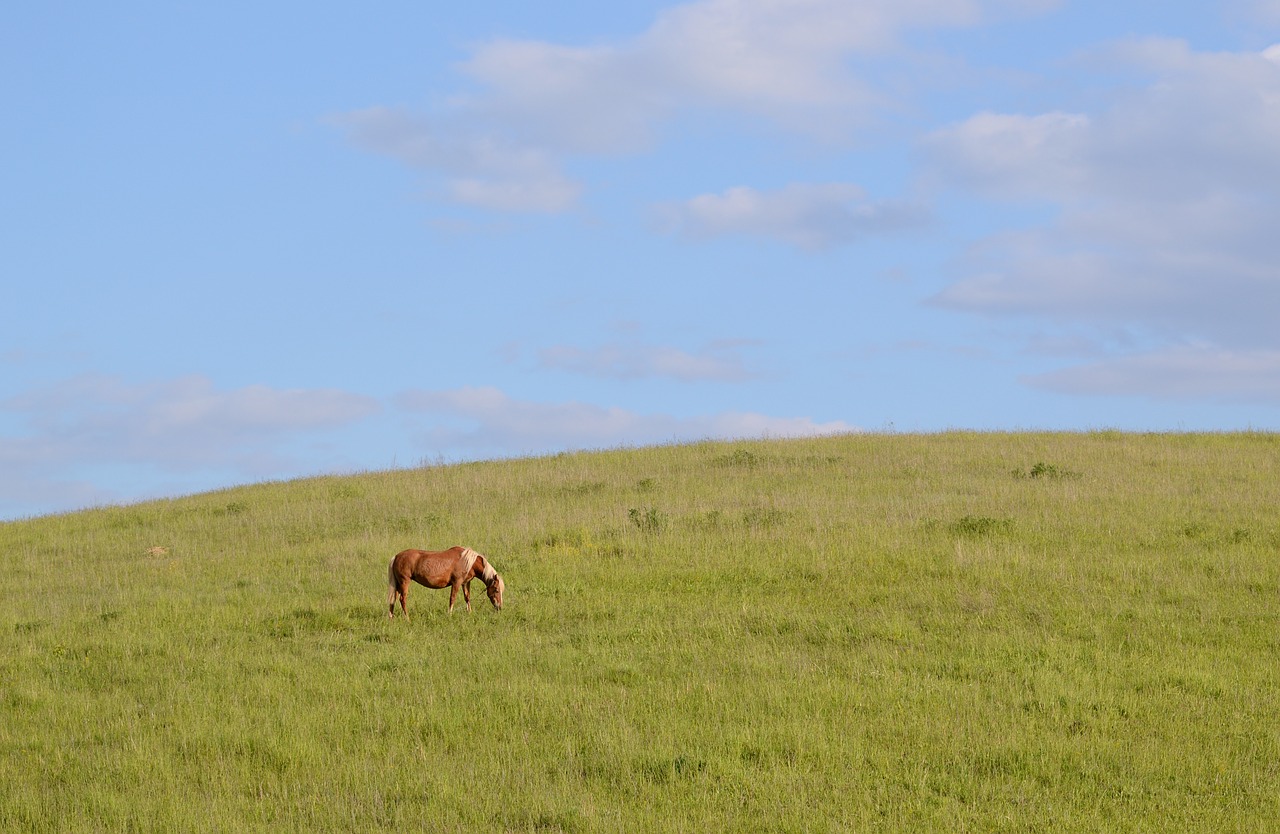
left=391, top=546, right=467, bottom=588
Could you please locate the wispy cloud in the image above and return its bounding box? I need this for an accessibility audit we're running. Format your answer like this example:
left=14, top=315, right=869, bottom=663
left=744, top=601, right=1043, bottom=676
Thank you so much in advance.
left=1247, top=0, right=1280, bottom=24
left=925, top=40, right=1280, bottom=203
left=656, top=183, right=931, bottom=249
left=1025, top=346, right=1280, bottom=404
left=922, top=111, right=1093, bottom=200
left=537, top=340, right=760, bottom=382
left=397, top=385, right=855, bottom=454
left=0, top=374, right=380, bottom=517
left=925, top=39, right=1280, bottom=400
left=332, top=107, right=582, bottom=213
left=451, top=0, right=988, bottom=151
left=336, top=0, right=1058, bottom=213
left=3, top=374, right=378, bottom=457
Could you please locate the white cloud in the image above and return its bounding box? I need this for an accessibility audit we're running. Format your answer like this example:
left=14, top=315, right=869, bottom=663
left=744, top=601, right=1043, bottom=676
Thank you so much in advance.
left=1242, top=1, right=1280, bottom=25
left=1026, top=346, right=1280, bottom=404
left=447, top=176, right=582, bottom=214
left=931, top=195, right=1280, bottom=346
left=3, top=374, right=378, bottom=450
left=926, top=39, right=1280, bottom=201
left=922, top=111, right=1092, bottom=200
left=333, top=107, right=582, bottom=213
left=925, top=39, right=1280, bottom=401
left=337, top=0, right=1059, bottom=212
left=456, top=0, right=983, bottom=150
left=657, top=183, right=931, bottom=249
left=397, top=385, right=855, bottom=453
left=0, top=375, right=380, bottom=517
left=537, top=340, right=760, bottom=382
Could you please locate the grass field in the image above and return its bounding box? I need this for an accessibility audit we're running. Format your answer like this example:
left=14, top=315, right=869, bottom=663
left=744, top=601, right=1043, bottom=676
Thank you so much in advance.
left=2, top=432, right=1278, bottom=832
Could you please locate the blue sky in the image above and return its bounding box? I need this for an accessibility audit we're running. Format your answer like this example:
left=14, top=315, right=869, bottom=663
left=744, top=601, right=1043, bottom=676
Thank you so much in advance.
left=5, top=0, right=1280, bottom=520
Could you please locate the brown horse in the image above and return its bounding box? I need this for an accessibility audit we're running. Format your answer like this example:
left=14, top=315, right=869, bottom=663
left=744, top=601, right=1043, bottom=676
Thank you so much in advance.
left=387, top=546, right=505, bottom=619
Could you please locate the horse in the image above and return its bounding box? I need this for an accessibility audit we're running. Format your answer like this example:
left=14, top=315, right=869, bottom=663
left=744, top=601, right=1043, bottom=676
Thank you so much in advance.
left=387, top=546, right=505, bottom=619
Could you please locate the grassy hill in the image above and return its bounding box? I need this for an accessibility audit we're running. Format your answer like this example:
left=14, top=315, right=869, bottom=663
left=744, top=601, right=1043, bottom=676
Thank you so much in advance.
left=2, top=432, right=1278, bottom=832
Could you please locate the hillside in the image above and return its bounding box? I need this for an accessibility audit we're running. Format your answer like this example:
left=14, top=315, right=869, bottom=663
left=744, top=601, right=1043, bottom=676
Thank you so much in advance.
left=2, top=432, right=1278, bottom=832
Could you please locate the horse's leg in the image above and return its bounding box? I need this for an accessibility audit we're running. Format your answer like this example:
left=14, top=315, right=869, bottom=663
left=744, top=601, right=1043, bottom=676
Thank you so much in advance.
left=448, top=582, right=459, bottom=614
left=388, top=580, right=397, bottom=619
left=396, top=579, right=410, bottom=621
left=463, top=580, right=472, bottom=613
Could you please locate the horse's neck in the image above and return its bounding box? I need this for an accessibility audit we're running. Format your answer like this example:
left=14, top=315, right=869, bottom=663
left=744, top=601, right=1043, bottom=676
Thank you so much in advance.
left=458, top=547, right=481, bottom=577
left=473, top=554, right=496, bottom=584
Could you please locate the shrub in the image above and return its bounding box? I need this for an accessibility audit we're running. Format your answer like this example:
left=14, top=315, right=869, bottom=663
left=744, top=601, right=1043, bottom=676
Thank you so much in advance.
left=950, top=515, right=1014, bottom=537
left=1017, top=462, right=1080, bottom=480
left=628, top=506, right=666, bottom=533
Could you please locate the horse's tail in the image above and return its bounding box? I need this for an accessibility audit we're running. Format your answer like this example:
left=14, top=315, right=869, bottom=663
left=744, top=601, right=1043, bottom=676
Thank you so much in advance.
left=387, top=558, right=397, bottom=605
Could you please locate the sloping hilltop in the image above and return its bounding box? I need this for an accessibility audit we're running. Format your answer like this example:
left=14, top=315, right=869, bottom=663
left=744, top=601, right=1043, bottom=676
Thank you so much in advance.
left=2, top=432, right=1278, bottom=832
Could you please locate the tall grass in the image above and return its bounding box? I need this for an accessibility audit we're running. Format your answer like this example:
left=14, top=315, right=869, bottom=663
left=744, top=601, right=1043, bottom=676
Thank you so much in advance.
left=2, top=432, right=1278, bottom=831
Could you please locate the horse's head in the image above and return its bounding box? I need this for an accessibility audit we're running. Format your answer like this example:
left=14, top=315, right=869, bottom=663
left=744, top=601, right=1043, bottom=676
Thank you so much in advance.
left=486, top=574, right=505, bottom=610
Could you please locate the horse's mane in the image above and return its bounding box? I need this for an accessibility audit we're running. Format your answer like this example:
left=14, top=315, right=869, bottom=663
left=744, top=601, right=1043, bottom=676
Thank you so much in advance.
left=460, top=547, right=498, bottom=583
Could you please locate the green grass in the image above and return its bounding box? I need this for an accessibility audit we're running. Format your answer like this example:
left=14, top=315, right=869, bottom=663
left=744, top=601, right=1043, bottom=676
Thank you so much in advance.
left=2, top=432, right=1278, bottom=832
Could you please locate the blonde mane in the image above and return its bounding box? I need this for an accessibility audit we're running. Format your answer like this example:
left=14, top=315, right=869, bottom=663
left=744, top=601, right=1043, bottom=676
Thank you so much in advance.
left=461, top=547, right=497, bottom=583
